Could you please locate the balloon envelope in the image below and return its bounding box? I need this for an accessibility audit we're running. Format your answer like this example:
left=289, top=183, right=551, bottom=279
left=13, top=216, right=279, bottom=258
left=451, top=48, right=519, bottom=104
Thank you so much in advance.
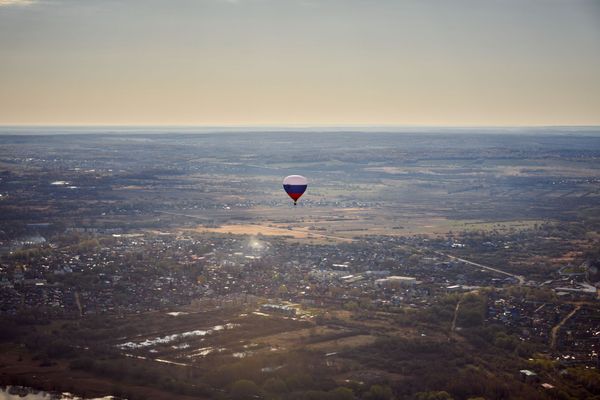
left=283, top=175, right=308, bottom=204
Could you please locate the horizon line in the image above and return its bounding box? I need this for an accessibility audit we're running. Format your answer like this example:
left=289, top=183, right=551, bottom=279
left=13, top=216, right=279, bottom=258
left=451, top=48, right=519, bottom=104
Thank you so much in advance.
left=1, top=124, right=599, bottom=130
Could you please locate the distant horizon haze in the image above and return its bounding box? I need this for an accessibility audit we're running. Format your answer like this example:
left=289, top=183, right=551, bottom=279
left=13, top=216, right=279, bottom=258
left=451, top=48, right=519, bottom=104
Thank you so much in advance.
left=0, top=125, right=599, bottom=136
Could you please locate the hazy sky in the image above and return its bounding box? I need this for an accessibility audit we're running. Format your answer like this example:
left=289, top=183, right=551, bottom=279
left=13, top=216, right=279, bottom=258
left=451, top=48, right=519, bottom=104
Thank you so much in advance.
left=1, top=0, right=599, bottom=126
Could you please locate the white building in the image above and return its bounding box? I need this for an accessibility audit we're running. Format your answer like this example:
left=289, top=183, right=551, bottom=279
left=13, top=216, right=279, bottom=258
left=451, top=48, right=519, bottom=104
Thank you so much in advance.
left=375, top=276, right=417, bottom=288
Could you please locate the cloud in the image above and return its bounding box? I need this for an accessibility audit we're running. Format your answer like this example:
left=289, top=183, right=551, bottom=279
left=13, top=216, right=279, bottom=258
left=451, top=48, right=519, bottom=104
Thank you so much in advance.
left=0, top=0, right=36, bottom=6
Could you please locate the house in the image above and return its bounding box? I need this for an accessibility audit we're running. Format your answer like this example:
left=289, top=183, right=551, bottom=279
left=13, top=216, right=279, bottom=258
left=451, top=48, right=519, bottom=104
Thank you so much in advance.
left=519, top=369, right=539, bottom=383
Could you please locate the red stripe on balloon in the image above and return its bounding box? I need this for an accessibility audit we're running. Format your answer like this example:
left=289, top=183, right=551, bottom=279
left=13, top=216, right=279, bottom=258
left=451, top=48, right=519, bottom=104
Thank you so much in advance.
left=288, top=192, right=304, bottom=201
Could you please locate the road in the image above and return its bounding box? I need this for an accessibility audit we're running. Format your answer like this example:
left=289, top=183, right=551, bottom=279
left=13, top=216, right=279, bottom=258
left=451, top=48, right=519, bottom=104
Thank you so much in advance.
left=550, top=304, right=581, bottom=350
left=434, top=251, right=525, bottom=285
left=450, top=296, right=464, bottom=333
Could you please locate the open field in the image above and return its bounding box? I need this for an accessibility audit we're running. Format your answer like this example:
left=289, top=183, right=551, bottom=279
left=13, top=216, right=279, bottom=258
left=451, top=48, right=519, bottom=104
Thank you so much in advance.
left=305, top=334, right=379, bottom=352
left=184, top=224, right=311, bottom=239
left=181, top=217, right=546, bottom=243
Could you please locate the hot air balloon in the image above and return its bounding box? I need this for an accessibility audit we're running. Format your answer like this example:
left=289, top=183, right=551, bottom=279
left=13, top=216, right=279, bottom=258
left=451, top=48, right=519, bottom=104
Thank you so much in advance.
left=283, top=175, right=307, bottom=205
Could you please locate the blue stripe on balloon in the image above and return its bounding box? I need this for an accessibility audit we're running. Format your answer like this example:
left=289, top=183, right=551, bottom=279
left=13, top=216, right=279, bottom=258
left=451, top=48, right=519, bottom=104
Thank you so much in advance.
left=283, top=184, right=307, bottom=194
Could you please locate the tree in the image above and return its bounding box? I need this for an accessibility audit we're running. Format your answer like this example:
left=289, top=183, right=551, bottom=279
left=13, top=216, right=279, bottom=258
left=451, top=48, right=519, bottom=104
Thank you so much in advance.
left=278, top=284, right=289, bottom=298
left=231, top=379, right=261, bottom=400
left=329, top=387, right=355, bottom=400
left=363, top=385, right=394, bottom=400
left=263, top=377, right=288, bottom=394
left=414, top=392, right=453, bottom=400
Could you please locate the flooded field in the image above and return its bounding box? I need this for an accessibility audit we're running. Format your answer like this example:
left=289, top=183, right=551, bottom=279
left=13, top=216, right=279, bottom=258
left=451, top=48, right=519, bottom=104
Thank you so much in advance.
left=0, top=386, right=114, bottom=400
left=109, top=307, right=316, bottom=368
left=117, top=323, right=239, bottom=350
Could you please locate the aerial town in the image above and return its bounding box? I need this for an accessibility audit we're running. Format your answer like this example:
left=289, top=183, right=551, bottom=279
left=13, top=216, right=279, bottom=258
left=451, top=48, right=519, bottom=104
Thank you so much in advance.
left=0, top=131, right=599, bottom=400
